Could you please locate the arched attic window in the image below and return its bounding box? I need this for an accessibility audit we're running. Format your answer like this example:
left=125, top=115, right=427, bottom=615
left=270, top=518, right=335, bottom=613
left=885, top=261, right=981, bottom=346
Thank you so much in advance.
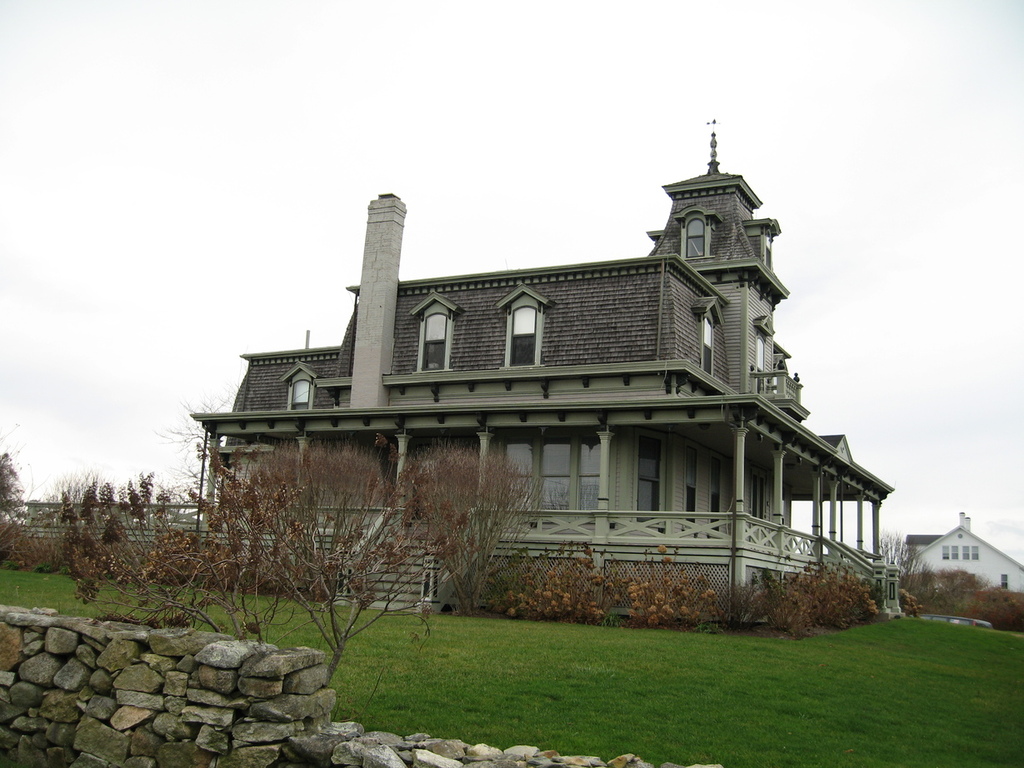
left=675, top=208, right=721, bottom=259
left=411, top=293, right=463, bottom=371
left=497, top=285, right=554, bottom=367
left=280, top=363, right=318, bottom=411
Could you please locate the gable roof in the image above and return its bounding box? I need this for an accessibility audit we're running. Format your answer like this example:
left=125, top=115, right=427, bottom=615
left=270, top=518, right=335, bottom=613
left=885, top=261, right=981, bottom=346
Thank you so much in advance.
left=909, top=524, right=1024, bottom=570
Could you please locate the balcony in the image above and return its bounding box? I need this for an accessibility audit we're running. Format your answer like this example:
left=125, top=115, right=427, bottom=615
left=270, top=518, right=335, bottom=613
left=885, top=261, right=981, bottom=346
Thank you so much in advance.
left=750, top=371, right=807, bottom=419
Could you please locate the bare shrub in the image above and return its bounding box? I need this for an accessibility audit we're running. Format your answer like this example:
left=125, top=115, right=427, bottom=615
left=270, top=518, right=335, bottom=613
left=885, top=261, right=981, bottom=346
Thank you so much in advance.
left=903, top=568, right=989, bottom=616
left=62, top=439, right=429, bottom=675
left=967, top=589, right=1024, bottom=631
left=411, top=443, right=536, bottom=615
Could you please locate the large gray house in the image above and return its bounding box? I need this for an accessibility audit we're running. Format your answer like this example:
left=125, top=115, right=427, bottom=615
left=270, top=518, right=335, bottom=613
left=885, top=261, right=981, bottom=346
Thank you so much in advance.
left=194, top=148, right=899, bottom=613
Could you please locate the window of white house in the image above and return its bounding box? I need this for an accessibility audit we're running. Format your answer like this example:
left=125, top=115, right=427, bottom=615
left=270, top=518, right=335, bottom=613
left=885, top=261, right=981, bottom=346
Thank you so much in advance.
left=504, top=435, right=600, bottom=511
left=422, top=311, right=449, bottom=370
left=702, top=316, right=714, bottom=374
left=686, top=218, right=706, bottom=257
left=290, top=379, right=311, bottom=410
left=637, top=435, right=661, bottom=512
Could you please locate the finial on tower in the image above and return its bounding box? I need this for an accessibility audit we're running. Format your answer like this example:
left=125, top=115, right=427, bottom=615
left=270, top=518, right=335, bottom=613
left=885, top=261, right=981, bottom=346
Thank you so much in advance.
left=707, top=119, right=720, bottom=174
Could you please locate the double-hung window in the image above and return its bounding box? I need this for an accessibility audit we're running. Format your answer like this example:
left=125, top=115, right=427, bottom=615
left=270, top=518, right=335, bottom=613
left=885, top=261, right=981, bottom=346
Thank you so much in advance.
left=412, top=293, right=461, bottom=372
left=504, top=435, right=601, bottom=511
left=637, top=435, right=661, bottom=512
left=422, top=312, right=448, bottom=370
left=686, top=217, right=706, bottom=257
left=497, top=286, right=552, bottom=367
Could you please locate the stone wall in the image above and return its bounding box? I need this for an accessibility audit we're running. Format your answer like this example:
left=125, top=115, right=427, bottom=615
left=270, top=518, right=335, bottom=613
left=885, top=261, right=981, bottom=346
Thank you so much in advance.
left=0, top=606, right=713, bottom=768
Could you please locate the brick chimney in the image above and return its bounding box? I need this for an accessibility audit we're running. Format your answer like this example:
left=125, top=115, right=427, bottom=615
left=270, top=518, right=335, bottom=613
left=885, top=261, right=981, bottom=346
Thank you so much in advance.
left=350, top=194, right=406, bottom=408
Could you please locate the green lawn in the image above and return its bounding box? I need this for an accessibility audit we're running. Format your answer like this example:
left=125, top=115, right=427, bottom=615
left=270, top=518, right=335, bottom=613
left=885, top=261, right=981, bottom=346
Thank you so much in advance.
left=2, top=570, right=1022, bottom=768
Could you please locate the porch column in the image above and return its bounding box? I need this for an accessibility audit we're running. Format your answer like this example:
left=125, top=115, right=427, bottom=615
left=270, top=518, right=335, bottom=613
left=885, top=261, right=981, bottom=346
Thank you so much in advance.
left=771, top=448, right=786, bottom=525
left=396, top=431, right=412, bottom=475
left=856, top=495, right=865, bottom=550
left=872, top=499, right=881, bottom=554
left=731, top=424, right=749, bottom=600
left=597, top=429, right=614, bottom=512
left=828, top=477, right=839, bottom=541
left=811, top=469, right=823, bottom=561
left=732, top=426, right=748, bottom=515
left=477, top=429, right=493, bottom=457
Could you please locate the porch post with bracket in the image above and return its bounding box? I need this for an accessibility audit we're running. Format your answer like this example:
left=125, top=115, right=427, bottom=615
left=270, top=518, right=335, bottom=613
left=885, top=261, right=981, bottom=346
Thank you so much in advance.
left=812, top=469, right=823, bottom=561
left=856, top=494, right=865, bottom=551
left=477, top=429, right=493, bottom=457
left=828, top=477, right=839, bottom=541
left=596, top=429, right=614, bottom=512
left=731, top=424, right=748, bottom=598
left=872, top=500, right=881, bottom=555
left=396, top=431, right=412, bottom=475
left=595, top=429, right=614, bottom=544
left=772, top=447, right=786, bottom=556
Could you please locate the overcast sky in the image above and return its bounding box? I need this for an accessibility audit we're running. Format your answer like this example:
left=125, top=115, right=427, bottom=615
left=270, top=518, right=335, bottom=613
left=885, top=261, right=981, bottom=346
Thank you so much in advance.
left=2, top=1, right=1023, bottom=566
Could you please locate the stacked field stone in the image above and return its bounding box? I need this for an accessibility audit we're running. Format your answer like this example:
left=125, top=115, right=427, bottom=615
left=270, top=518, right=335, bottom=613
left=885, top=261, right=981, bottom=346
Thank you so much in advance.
left=0, top=606, right=719, bottom=768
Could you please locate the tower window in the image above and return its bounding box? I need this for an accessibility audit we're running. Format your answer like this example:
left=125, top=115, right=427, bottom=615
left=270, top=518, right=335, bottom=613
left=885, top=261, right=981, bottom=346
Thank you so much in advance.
left=686, top=218, right=706, bottom=257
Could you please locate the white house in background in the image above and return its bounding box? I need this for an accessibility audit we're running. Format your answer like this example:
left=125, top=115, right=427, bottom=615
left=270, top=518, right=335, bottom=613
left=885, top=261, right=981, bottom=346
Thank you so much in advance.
left=908, top=513, right=1024, bottom=591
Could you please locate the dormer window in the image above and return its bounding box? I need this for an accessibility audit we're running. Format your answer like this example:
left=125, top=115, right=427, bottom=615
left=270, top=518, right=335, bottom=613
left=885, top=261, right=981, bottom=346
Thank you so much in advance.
left=412, top=293, right=462, bottom=372
left=510, top=306, right=537, bottom=366
left=686, top=218, right=706, bottom=257
left=422, top=312, right=449, bottom=370
left=281, top=363, right=317, bottom=411
left=290, top=379, right=311, bottom=410
left=497, top=285, right=553, bottom=367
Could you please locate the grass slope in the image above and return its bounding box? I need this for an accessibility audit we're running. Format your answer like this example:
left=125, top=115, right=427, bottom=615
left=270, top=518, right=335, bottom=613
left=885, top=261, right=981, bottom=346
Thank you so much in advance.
left=2, top=571, right=1022, bottom=768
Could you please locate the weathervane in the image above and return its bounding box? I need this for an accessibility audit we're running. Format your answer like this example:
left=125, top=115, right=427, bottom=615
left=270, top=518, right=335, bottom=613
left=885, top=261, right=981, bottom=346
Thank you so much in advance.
left=707, top=119, right=720, bottom=174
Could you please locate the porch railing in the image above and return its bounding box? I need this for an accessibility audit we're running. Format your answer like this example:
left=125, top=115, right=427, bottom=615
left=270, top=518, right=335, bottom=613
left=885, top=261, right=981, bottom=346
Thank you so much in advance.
left=520, top=509, right=878, bottom=577
left=23, top=502, right=879, bottom=580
